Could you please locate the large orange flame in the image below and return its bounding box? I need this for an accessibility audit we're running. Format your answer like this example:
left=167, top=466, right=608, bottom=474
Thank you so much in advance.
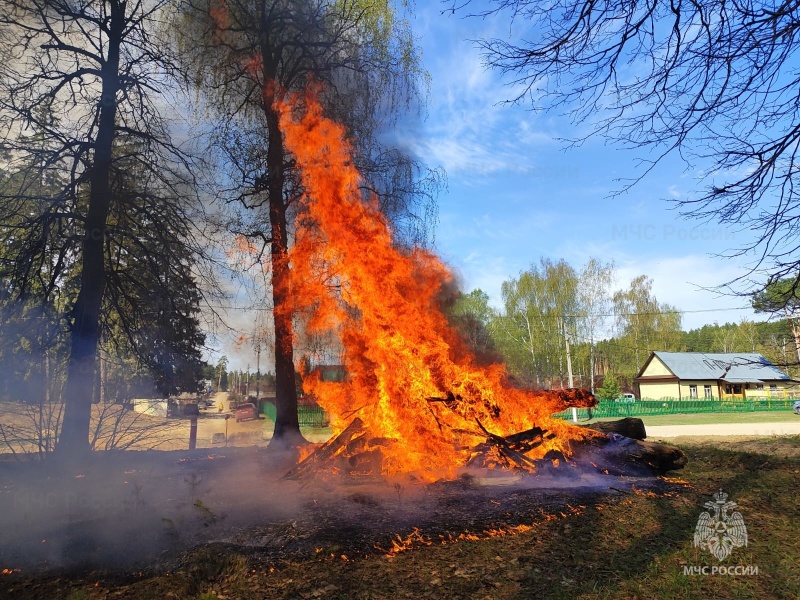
left=276, top=86, right=588, bottom=479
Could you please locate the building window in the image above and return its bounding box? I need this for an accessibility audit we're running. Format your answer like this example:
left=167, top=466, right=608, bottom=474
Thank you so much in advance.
left=769, top=384, right=778, bottom=397
left=756, top=383, right=764, bottom=391
left=689, top=385, right=698, bottom=399
left=704, top=385, right=712, bottom=399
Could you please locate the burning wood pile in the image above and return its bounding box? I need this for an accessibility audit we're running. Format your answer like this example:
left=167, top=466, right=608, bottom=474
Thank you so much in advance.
left=267, top=88, right=686, bottom=485
left=284, top=389, right=685, bottom=482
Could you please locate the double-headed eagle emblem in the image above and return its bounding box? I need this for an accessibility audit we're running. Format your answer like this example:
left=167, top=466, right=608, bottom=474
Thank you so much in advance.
left=694, top=489, right=748, bottom=561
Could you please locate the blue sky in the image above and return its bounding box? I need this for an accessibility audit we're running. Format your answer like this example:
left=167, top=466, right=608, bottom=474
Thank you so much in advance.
left=401, top=3, right=760, bottom=332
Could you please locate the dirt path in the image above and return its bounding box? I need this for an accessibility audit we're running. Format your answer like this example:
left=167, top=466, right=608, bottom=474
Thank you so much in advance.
left=647, top=421, right=800, bottom=438
left=101, top=392, right=271, bottom=451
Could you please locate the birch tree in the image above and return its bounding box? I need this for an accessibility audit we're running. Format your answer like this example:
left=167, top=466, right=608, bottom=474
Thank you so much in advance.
left=577, top=258, right=614, bottom=393
left=498, top=259, right=579, bottom=387
left=613, top=275, right=682, bottom=381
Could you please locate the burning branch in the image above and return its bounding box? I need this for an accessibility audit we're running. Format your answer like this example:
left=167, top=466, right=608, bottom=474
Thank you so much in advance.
left=283, top=417, right=366, bottom=480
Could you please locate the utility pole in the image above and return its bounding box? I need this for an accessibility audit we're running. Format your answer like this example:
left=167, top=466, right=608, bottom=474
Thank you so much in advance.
left=255, top=343, right=261, bottom=402
left=589, top=334, right=596, bottom=394
left=565, top=332, right=575, bottom=387
left=563, top=320, right=577, bottom=423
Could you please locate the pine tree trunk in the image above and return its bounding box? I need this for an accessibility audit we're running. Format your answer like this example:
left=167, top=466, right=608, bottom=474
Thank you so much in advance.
left=56, top=2, right=123, bottom=462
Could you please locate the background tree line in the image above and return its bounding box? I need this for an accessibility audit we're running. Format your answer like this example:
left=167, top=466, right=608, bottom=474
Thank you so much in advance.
left=449, top=259, right=799, bottom=394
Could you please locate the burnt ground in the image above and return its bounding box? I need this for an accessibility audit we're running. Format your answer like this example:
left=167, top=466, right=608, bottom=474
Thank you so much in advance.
left=0, top=443, right=682, bottom=584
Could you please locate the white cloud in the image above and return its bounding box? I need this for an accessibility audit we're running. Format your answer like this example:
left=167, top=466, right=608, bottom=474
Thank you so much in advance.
left=613, top=255, right=756, bottom=330
left=407, top=136, right=520, bottom=178
left=401, top=8, right=558, bottom=179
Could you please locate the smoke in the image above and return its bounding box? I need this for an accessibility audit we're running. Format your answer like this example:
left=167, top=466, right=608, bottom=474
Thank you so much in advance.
left=433, top=269, right=506, bottom=369
left=0, top=438, right=667, bottom=576
left=0, top=449, right=305, bottom=573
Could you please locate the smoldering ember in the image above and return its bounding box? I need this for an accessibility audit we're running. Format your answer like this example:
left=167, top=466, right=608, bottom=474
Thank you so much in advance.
left=0, top=86, right=689, bottom=587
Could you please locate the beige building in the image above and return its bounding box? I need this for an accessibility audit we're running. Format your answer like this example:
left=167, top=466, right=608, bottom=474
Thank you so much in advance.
left=635, top=351, right=797, bottom=400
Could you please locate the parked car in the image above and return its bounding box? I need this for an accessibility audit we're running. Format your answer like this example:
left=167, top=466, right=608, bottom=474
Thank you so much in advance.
left=235, top=402, right=258, bottom=422
left=616, top=393, right=636, bottom=403
left=793, top=400, right=800, bottom=415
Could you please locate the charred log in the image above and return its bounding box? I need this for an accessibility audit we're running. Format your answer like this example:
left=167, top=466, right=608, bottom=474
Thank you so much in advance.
left=347, top=449, right=384, bottom=474
left=505, top=426, right=557, bottom=450
left=583, top=418, right=647, bottom=441
left=580, top=434, right=687, bottom=475
left=627, top=439, right=688, bottom=473
left=473, top=418, right=549, bottom=472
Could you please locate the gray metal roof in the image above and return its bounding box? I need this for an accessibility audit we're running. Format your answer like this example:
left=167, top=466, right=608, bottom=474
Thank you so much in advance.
left=652, top=352, right=791, bottom=382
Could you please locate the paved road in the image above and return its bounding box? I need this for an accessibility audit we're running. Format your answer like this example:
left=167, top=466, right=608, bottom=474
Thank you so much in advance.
left=647, top=421, right=800, bottom=438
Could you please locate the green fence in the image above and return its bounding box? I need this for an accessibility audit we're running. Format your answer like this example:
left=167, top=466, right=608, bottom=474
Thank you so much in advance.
left=261, top=400, right=276, bottom=422
left=262, top=397, right=796, bottom=426
left=298, top=405, right=329, bottom=428
left=553, top=397, right=800, bottom=421
left=260, top=401, right=329, bottom=428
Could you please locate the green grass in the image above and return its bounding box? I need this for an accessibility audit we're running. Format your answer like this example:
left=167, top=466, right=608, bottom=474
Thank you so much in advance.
left=585, top=411, right=800, bottom=427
